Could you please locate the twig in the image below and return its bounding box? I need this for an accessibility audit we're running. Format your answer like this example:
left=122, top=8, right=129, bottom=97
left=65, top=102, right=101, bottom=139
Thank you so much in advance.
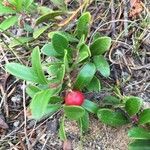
left=122, top=0, right=129, bottom=36
left=110, top=0, right=116, bottom=36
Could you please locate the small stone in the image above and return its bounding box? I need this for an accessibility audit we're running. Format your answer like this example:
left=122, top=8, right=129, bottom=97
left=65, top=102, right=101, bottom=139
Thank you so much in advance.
left=11, top=95, right=21, bottom=103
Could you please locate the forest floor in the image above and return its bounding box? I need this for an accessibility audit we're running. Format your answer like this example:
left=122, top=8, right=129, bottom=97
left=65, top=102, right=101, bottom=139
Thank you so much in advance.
left=0, top=0, right=150, bottom=149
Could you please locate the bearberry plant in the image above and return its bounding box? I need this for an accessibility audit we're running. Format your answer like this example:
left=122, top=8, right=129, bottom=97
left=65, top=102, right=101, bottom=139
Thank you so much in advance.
left=5, top=12, right=150, bottom=149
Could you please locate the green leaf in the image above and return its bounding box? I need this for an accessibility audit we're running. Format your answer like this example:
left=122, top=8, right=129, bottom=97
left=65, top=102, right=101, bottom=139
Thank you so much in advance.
left=50, top=0, right=67, bottom=11
left=125, top=97, right=143, bottom=116
left=82, top=99, right=99, bottom=114
left=103, top=96, right=120, bottom=105
left=77, top=44, right=91, bottom=63
left=93, top=32, right=101, bottom=41
left=41, top=43, right=60, bottom=57
left=128, top=127, right=150, bottom=139
left=5, top=63, right=38, bottom=82
left=59, top=117, right=67, bottom=141
left=0, top=16, right=18, bottom=31
left=35, top=11, right=63, bottom=25
left=77, top=34, right=85, bottom=49
left=9, top=37, right=33, bottom=48
left=26, top=84, right=41, bottom=98
left=90, top=37, right=111, bottom=55
left=129, top=140, right=150, bottom=150
left=74, top=63, right=96, bottom=90
left=52, top=33, right=69, bottom=54
left=43, top=104, right=61, bottom=118
left=8, top=0, right=22, bottom=11
left=48, top=31, right=78, bottom=43
left=138, top=109, right=150, bottom=125
left=31, top=46, right=47, bottom=84
left=33, top=26, right=49, bottom=39
left=49, top=96, right=63, bottom=104
left=64, top=106, right=85, bottom=120
left=93, top=55, right=110, bottom=77
left=97, top=108, right=129, bottom=127
left=86, top=76, right=101, bottom=92
left=75, top=12, right=91, bottom=39
left=30, top=89, right=56, bottom=120
left=0, top=3, right=16, bottom=15
left=79, top=111, right=89, bottom=132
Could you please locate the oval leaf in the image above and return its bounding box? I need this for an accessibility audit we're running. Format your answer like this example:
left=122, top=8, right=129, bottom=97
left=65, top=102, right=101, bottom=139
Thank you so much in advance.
left=97, top=108, right=129, bottom=127
left=138, top=109, right=150, bottom=125
left=64, top=106, right=85, bottom=120
left=86, top=76, right=101, bottom=92
left=75, top=12, right=91, bottom=39
left=82, top=99, right=99, bottom=114
left=5, top=63, right=38, bottom=82
left=125, top=96, right=143, bottom=116
left=41, top=43, right=60, bottom=57
left=128, top=127, right=150, bottom=139
left=74, top=63, right=96, bottom=90
left=90, top=37, right=111, bottom=55
left=77, top=44, right=91, bottom=63
left=31, top=46, right=47, bottom=84
left=52, top=33, right=69, bottom=54
left=93, top=55, right=110, bottom=77
left=30, top=89, right=56, bottom=120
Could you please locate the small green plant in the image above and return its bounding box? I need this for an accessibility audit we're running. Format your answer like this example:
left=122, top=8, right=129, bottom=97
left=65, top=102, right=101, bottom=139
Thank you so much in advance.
left=5, top=12, right=150, bottom=149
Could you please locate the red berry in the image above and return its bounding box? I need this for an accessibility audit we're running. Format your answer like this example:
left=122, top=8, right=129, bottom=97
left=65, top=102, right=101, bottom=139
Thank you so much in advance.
left=65, top=90, right=85, bottom=106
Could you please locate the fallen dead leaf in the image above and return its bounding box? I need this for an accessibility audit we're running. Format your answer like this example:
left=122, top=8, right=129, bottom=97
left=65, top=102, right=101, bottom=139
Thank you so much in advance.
left=129, top=0, right=143, bottom=17
left=0, top=117, right=9, bottom=129
left=63, top=140, right=72, bottom=150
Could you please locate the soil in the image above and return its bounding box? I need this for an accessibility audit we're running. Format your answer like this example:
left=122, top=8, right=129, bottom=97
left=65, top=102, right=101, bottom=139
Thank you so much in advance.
left=0, top=0, right=150, bottom=150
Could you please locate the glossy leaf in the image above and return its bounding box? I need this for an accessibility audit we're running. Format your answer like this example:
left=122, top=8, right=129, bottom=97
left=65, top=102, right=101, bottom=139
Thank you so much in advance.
left=138, top=109, right=150, bottom=125
left=33, top=26, right=49, bottom=39
left=9, top=37, right=33, bottom=47
left=103, top=96, right=120, bottom=105
left=41, top=43, right=60, bottom=57
left=52, top=33, right=69, bottom=54
left=128, top=127, right=150, bottom=139
left=86, top=76, right=101, bottom=92
left=31, top=47, right=47, bottom=84
left=82, top=99, right=99, bottom=114
left=79, top=111, right=89, bottom=132
left=97, top=108, right=129, bottom=127
left=0, top=16, right=17, bottom=31
left=90, top=37, right=111, bottom=55
left=26, top=84, right=41, bottom=98
left=5, top=63, right=38, bottom=82
left=93, top=55, right=110, bottom=77
left=30, top=89, right=54, bottom=120
left=59, top=117, right=67, bottom=140
left=125, top=97, right=143, bottom=116
left=77, top=44, right=91, bottom=63
left=64, top=106, right=85, bottom=120
left=129, top=140, right=150, bottom=150
left=35, top=11, right=63, bottom=25
left=75, top=12, right=91, bottom=39
left=74, top=63, right=96, bottom=90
